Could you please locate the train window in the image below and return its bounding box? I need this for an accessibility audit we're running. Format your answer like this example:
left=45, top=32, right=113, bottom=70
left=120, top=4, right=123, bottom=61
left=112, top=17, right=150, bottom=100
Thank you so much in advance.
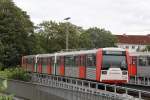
left=51, top=57, right=55, bottom=66
left=148, top=57, right=150, bottom=66
left=65, top=56, right=75, bottom=67
left=56, top=57, right=61, bottom=67
left=86, top=54, right=96, bottom=67
left=27, top=58, right=33, bottom=64
left=75, top=56, right=80, bottom=66
left=138, top=57, right=147, bottom=66
left=42, top=58, right=47, bottom=65
left=132, top=56, right=137, bottom=64
left=38, top=58, right=41, bottom=64
left=47, top=57, right=51, bottom=65
left=60, top=56, right=64, bottom=65
left=102, top=55, right=127, bottom=70
left=132, top=46, right=135, bottom=49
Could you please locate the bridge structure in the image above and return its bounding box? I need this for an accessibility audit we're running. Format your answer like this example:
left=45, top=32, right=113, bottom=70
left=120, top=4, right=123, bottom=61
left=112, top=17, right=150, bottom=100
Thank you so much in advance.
left=30, top=73, right=148, bottom=100
left=2, top=73, right=150, bottom=100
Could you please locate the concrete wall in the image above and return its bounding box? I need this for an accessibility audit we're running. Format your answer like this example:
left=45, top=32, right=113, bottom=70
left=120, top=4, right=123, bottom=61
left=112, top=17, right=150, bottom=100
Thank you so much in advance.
left=5, top=80, right=66, bottom=100
left=1, top=78, right=125, bottom=100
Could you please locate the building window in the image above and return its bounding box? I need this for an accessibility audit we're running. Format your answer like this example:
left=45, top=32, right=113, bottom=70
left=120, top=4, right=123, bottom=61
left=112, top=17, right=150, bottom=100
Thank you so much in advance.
left=126, top=46, right=129, bottom=49
left=132, top=46, right=135, bottom=49
left=148, top=57, right=150, bottom=66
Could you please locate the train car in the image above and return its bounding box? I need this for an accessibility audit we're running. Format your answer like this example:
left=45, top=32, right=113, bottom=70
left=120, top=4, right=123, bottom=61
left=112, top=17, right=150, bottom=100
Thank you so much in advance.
left=22, top=55, right=35, bottom=72
left=22, top=47, right=130, bottom=84
left=129, top=52, right=150, bottom=77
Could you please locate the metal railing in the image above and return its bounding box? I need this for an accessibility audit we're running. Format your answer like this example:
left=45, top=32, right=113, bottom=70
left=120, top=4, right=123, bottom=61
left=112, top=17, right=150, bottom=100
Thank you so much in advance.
left=129, top=76, right=150, bottom=86
left=31, top=73, right=146, bottom=100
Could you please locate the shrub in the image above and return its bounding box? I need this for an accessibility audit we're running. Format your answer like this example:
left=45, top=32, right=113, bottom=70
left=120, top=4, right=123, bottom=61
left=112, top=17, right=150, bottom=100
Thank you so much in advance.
left=0, top=67, right=31, bottom=81
left=0, top=94, right=13, bottom=100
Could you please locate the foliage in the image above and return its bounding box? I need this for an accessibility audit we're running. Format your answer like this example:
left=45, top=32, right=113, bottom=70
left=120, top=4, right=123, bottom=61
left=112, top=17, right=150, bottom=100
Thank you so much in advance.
left=142, top=45, right=150, bottom=52
left=0, top=79, right=7, bottom=92
left=36, top=21, right=117, bottom=52
left=146, top=45, right=150, bottom=51
left=0, top=0, right=37, bottom=67
left=0, top=94, right=13, bottom=100
left=0, top=68, right=31, bottom=81
left=80, top=27, right=117, bottom=49
left=36, top=21, right=83, bottom=52
left=0, top=0, right=117, bottom=68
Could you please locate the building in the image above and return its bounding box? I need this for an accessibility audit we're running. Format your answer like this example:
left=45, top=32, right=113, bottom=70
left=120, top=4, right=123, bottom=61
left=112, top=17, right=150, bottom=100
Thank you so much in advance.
left=116, top=34, right=150, bottom=52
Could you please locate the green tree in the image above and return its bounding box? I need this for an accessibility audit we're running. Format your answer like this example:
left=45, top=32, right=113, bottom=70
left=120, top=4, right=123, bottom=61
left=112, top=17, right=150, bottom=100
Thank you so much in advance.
left=36, top=21, right=83, bottom=52
left=144, top=45, right=150, bottom=51
left=80, top=27, right=117, bottom=49
left=147, top=45, right=150, bottom=51
left=0, top=0, right=35, bottom=67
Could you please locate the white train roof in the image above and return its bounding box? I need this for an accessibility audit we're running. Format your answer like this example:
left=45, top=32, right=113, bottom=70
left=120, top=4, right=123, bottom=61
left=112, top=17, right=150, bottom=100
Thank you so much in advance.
left=129, top=52, right=150, bottom=56
left=23, top=47, right=126, bottom=58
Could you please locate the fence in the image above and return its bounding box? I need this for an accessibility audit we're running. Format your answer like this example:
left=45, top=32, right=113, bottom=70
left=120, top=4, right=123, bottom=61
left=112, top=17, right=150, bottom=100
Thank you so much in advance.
left=0, top=76, right=132, bottom=100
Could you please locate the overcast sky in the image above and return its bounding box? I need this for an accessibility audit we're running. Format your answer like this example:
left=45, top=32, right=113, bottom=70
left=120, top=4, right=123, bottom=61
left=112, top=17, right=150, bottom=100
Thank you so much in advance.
left=13, top=0, right=150, bottom=35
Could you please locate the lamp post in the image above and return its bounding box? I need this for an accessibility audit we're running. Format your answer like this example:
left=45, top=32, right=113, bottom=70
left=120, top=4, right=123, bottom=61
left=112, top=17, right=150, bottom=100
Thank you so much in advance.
left=64, top=17, right=71, bottom=51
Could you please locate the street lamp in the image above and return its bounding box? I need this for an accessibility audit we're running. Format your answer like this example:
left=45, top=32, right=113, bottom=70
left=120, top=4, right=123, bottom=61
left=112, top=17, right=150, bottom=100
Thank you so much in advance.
left=64, top=17, right=71, bottom=51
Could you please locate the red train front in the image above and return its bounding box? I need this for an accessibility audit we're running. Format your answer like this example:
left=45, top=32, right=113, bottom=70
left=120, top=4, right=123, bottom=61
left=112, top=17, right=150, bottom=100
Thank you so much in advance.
left=22, top=47, right=130, bottom=84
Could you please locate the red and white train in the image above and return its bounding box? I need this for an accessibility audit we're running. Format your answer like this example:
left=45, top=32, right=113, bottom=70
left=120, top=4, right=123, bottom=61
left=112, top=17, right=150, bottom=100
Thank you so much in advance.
left=129, top=52, right=150, bottom=77
left=22, top=48, right=130, bottom=84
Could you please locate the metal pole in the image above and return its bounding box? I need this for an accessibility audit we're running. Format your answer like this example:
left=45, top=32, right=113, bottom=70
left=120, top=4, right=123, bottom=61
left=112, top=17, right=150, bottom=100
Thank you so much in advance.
left=66, top=27, right=69, bottom=51
left=64, top=17, right=71, bottom=51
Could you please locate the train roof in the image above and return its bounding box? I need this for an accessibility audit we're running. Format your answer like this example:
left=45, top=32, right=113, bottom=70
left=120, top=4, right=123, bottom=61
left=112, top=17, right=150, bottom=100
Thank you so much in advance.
left=129, top=52, right=150, bottom=56
left=23, top=47, right=126, bottom=58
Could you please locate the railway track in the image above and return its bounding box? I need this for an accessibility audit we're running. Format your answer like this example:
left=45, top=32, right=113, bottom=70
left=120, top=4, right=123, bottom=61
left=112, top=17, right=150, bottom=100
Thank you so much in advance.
left=118, top=83, right=150, bottom=100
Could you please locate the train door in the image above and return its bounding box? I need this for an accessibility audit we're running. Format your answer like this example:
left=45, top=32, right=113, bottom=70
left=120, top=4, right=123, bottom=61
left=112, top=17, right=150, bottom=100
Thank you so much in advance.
left=55, top=56, right=61, bottom=75
left=75, top=55, right=80, bottom=78
left=64, top=55, right=74, bottom=77
left=51, top=56, right=56, bottom=75
left=41, top=57, right=47, bottom=74
left=24, top=58, right=27, bottom=71
left=60, top=56, right=65, bottom=76
left=129, top=56, right=137, bottom=76
left=32, top=57, right=35, bottom=72
left=27, top=57, right=33, bottom=72
left=96, top=49, right=102, bottom=81
left=34, top=55, right=38, bottom=73
left=37, top=58, right=42, bottom=73
left=86, top=54, right=96, bottom=80
left=47, top=57, right=52, bottom=74
left=22, top=57, right=27, bottom=71
left=79, top=55, right=86, bottom=79
left=137, top=56, right=150, bottom=77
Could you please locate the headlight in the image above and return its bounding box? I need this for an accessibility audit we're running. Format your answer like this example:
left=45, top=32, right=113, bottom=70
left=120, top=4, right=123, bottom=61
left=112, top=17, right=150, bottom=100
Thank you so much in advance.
left=102, top=71, right=107, bottom=74
left=122, top=71, right=127, bottom=75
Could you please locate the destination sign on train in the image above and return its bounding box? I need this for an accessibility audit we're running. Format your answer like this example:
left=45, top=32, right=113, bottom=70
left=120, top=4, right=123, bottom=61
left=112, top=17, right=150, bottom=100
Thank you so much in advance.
left=105, top=51, right=123, bottom=55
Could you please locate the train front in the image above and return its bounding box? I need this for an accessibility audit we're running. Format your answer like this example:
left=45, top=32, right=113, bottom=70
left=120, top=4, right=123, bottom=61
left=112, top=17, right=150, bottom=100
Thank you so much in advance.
left=100, top=48, right=129, bottom=84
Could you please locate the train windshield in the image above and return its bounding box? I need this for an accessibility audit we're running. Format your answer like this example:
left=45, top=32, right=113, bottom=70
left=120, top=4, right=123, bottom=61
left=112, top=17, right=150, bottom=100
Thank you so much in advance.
left=102, top=51, right=127, bottom=70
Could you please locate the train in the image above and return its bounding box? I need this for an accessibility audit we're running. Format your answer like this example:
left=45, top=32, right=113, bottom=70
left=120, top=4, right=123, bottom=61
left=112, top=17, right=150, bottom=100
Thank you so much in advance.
left=129, top=52, right=150, bottom=77
left=22, top=47, right=130, bottom=84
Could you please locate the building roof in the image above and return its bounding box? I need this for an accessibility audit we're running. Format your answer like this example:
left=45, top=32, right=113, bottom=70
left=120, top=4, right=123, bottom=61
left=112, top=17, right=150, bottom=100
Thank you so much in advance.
left=116, top=34, right=150, bottom=45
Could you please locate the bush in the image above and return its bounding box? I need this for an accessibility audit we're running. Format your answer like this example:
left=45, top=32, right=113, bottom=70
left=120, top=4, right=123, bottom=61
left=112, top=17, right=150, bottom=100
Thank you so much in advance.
left=0, top=94, right=13, bottom=100
left=0, top=67, right=31, bottom=81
